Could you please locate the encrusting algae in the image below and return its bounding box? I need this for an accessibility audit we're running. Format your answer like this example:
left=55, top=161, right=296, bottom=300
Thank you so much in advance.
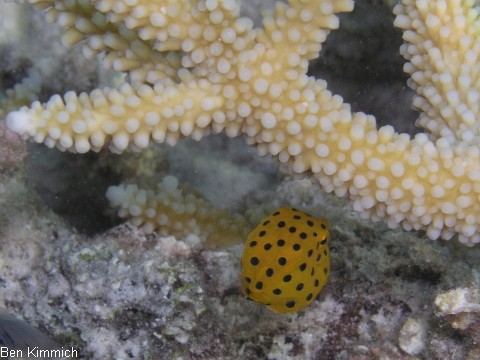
left=241, top=207, right=330, bottom=313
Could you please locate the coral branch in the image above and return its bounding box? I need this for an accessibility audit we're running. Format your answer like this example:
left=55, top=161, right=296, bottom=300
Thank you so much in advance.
left=6, top=77, right=225, bottom=153
left=394, top=0, right=480, bottom=146
left=106, top=175, right=248, bottom=245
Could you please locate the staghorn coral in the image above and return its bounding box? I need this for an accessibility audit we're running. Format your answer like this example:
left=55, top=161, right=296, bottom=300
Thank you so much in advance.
left=106, top=175, right=249, bottom=246
left=3, top=0, right=480, bottom=245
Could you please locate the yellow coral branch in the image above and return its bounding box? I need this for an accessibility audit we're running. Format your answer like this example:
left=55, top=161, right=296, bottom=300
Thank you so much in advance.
left=394, top=0, right=480, bottom=145
left=106, top=175, right=248, bottom=245
left=30, top=0, right=186, bottom=83
left=7, top=76, right=227, bottom=152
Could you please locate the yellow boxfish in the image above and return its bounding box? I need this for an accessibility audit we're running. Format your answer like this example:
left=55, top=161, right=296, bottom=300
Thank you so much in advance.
left=241, top=207, right=330, bottom=313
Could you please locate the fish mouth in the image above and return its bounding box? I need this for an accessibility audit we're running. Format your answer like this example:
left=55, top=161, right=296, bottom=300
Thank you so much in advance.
left=245, top=295, right=270, bottom=307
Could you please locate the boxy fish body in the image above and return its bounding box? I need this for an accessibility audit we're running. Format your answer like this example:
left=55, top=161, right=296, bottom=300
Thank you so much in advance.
left=241, top=207, right=330, bottom=313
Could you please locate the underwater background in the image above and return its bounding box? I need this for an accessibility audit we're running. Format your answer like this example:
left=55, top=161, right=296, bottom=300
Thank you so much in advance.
left=1, top=0, right=480, bottom=359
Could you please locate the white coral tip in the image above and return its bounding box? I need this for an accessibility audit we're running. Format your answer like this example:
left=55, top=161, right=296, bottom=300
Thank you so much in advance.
left=106, top=186, right=127, bottom=206
left=162, top=175, right=179, bottom=191
left=5, top=111, right=34, bottom=135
